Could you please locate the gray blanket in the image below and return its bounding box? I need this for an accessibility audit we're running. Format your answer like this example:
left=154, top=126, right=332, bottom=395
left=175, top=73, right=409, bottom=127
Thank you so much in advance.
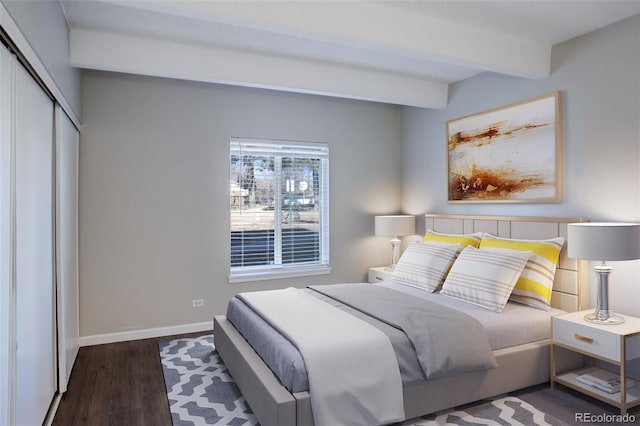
left=309, top=283, right=498, bottom=379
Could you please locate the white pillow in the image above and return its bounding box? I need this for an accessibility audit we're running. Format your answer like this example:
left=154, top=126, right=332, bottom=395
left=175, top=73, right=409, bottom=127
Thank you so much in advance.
left=440, top=246, right=531, bottom=312
left=392, top=241, right=462, bottom=292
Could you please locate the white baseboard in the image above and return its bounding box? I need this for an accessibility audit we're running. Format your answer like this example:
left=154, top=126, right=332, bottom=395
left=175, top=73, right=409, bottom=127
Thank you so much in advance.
left=79, top=321, right=213, bottom=347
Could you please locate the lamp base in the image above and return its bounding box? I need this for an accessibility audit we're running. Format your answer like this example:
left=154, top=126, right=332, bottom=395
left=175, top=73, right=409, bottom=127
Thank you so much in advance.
left=584, top=310, right=625, bottom=325
left=389, top=237, right=401, bottom=270
left=584, top=262, right=624, bottom=325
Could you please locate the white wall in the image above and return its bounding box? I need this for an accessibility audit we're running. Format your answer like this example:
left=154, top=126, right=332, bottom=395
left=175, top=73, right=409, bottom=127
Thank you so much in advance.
left=79, top=71, right=402, bottom=337
left=401, top=15, right=640, bottom=316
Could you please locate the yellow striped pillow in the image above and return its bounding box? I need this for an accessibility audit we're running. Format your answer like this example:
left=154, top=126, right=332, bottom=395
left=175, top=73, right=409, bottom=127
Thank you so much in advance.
left=423, top=230, right=483, bottom=248
left=479, top=235, right=565, bottom=310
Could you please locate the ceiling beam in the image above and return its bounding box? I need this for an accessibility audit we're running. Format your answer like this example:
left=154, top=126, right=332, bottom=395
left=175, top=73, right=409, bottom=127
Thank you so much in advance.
left=105, top=0, right=551, bottom=79
left=70, top=28, right=449, bottom=109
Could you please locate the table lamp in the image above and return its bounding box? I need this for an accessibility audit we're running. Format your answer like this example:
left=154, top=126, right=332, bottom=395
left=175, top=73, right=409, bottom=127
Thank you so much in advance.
left=375, top=215, right=415, bottom=270
left=567, top=222, right=640, bottom=324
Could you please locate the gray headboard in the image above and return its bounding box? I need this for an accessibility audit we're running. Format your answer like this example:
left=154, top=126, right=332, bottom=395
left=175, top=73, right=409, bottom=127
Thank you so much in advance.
left=425, top=213, right=589, bottom=312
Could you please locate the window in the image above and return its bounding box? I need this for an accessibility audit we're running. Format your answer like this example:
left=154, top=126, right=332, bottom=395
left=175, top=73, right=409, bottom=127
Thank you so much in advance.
left=229, top=138, right=330, bottom=282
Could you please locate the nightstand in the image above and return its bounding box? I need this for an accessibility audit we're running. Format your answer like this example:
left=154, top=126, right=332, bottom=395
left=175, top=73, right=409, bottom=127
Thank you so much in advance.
left=551, top=310, right=640, bottom=414
left=368, top=267, right=394, bottom=284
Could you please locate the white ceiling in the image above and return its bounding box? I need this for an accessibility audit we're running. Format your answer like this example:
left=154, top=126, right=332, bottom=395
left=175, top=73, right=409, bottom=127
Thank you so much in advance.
left=61, top=0, right=640, bottom=108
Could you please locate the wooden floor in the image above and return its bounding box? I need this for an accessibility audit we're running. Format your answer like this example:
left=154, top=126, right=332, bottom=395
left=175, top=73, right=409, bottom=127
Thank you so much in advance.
left=53, top=332, right=639, bottom=426
left=52, top=332, right=208, bottom=426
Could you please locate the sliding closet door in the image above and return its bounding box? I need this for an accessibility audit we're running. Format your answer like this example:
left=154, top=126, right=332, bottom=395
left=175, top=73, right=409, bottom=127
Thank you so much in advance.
left=14, top=59, right=56, bottom=426
left=0, top=44, right=13, bottom=426
left=55, top=105, right=79, bottom=393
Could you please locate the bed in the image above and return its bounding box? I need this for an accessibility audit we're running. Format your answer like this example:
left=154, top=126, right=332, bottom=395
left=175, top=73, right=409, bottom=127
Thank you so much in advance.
left=213, top=213, right=589, bottom=426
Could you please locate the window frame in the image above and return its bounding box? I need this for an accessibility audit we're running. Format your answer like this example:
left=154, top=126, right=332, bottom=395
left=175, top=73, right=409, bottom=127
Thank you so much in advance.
left=228, top=137, right=331, bottom=283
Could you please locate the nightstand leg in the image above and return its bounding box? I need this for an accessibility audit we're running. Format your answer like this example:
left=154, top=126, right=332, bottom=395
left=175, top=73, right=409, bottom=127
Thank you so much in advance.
left=621, top=337, right=626, bottom=415
left=550, top=343, right=556, bottom=391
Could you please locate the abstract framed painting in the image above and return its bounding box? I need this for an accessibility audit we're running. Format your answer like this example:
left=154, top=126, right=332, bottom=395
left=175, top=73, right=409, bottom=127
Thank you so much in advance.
left=447, top=92, right=561, bottom=203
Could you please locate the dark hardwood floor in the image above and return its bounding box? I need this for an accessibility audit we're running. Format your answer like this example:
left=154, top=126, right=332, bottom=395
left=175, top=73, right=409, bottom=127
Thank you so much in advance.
left=52, top=332, right=209, bottom=426
left=53, top=331, right=639, bottom=426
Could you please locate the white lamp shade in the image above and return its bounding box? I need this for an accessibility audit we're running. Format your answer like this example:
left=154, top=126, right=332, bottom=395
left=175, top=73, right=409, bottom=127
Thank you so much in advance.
left=375, top=215, right=415, bottom=237
left=567, top=222, right=640, bottom=261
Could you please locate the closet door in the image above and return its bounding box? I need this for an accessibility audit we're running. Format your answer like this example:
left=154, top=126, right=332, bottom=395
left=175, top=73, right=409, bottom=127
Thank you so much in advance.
left=0, top=43, right=13, bottom=426
left=55, top=105, right=79, bottom=393
left=14, top=58, right=56, bottom=426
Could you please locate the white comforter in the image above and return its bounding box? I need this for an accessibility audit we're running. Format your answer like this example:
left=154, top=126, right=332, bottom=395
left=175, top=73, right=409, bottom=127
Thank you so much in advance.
left=238, top=287, right=404, bottom=426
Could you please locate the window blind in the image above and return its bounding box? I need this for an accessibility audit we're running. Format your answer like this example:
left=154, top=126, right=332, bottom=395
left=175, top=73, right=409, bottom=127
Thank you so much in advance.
left=229, top=138, right=330, bottom=281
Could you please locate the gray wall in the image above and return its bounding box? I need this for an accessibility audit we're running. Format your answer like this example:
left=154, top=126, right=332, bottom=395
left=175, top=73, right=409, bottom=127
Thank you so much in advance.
left=79, top=71, right=402, bottom=336
left=2, top=0, right=82, bottom=121
left=401, top=15, right=640, bottom=316
left=80, top=15, right=639, bottom=336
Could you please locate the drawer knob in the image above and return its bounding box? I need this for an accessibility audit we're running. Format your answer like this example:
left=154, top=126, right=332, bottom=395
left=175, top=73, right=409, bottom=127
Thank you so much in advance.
left=574, top=333, right=593, bottom=343
left=375, top=276, right=384, bottom=281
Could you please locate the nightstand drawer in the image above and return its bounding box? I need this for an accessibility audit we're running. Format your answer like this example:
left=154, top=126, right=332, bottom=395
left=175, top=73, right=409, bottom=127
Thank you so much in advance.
left=553, top=317, right=619, bottom=361
left=368, top=267, right=393, bottom=284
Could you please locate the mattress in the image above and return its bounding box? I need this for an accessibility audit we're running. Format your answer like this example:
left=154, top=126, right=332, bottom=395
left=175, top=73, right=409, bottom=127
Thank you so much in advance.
left=225, top=282, right=565, bottom=393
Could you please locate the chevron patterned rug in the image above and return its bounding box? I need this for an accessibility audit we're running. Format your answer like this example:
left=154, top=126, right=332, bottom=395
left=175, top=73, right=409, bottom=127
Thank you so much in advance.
left=159, top=334, right=568, bottom=426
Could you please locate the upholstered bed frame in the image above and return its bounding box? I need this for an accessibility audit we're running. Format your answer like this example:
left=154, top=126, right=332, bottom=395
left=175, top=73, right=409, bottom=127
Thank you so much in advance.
left=213, top=214, right=589, bottom=426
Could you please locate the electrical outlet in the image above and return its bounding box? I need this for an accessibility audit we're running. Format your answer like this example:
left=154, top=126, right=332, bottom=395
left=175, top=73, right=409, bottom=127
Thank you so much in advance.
left=192, top=298, right=205, bottom=308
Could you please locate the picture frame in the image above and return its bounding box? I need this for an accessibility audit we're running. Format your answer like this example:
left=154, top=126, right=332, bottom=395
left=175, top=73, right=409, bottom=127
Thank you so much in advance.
left=446, top=92, right=561, bottom=203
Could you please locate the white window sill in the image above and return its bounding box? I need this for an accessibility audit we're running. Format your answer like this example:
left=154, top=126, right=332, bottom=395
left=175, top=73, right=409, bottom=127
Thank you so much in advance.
left=228, top=265, right=332, bottom=283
